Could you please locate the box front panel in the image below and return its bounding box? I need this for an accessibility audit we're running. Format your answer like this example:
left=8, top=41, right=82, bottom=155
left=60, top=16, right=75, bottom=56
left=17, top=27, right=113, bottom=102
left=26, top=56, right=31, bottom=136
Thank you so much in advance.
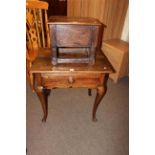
left=56, top=25, right=92, bottom=47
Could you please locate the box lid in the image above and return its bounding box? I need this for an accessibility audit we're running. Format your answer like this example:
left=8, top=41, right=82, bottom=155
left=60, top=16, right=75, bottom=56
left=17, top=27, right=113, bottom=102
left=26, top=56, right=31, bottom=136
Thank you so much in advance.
left=48, top=16, right=105, bottom=26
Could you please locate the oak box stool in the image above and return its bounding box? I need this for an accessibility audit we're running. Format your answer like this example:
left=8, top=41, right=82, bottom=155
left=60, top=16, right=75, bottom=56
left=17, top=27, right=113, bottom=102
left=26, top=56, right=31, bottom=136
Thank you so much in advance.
left=48, top=16, right=105, bottom=65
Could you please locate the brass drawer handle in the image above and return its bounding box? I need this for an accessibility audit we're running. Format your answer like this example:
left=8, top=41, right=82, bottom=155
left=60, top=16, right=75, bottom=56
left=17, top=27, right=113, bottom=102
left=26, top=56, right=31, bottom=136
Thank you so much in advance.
left=68, top=76, right=74, bottom=84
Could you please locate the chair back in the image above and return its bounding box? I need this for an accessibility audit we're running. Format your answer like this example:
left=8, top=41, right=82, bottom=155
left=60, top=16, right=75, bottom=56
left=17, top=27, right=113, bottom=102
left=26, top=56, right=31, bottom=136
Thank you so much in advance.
left=26, top=0, right=50, bottom=51
left=26, top=0, right=50, bottom=92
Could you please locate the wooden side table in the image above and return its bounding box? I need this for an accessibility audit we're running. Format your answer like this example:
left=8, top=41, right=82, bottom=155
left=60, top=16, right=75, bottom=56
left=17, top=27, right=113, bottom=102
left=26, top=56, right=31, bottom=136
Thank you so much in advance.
left=30, top=50, right=114, bottom=122
left=102, top=39, right=129, bottom=83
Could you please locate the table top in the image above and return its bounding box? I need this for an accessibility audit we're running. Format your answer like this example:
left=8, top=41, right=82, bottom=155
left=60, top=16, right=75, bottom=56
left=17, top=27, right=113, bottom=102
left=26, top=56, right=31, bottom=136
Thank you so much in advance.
left=30, top=49, right=114, bottom=74
left=48, top=16, right=105, bottom=26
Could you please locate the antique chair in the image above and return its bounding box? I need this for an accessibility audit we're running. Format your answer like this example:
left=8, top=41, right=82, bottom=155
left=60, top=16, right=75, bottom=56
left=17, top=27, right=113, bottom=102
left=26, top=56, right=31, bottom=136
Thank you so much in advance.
left=26, top=0, right=51, bottom=91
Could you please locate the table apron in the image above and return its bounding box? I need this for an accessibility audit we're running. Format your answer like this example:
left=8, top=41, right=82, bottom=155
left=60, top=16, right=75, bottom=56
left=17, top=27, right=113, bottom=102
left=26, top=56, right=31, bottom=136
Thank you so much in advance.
left=39, top=73, right=105, bottom=89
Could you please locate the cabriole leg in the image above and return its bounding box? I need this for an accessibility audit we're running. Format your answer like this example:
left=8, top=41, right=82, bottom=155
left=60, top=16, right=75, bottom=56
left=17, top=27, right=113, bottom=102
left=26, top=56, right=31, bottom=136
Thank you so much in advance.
left=92, top=86, right=105, bottom=122
left=36, top=86, right=48, bottom=122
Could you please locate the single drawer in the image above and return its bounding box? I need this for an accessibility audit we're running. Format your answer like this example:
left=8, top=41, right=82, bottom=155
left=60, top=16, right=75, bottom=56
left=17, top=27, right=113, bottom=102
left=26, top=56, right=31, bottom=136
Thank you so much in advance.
left=41, top=73, right=104, bottom=88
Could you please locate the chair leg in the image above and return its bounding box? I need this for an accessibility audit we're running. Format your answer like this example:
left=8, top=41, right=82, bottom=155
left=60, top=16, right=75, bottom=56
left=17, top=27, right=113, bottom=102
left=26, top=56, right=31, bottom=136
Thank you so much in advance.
left=26, top=60, right=35, bottom=92
left=88, top=89, right=92, bottom=96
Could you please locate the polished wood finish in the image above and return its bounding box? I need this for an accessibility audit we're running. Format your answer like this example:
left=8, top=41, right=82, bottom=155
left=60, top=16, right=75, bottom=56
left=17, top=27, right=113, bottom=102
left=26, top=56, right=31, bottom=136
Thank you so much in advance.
left=35, top=74, right=48, bottom=122
left=41, top=73, right=103, bottom=88
left=26, top=0, right=48, bottom=9
left=67, top=0, right=129, bottom=41
left=30, top=50, right=114, bottom=74
left=26, top=0, right=51, bottom=91
left=30, top=50, right=114, bottom=122
left=93, top=86, right=105, bottom=122
left=48, top=16, right=105, bottom=65
left=48, top=16, right=104, bottom=25
left=26, top=0, right=50, bottom=48
left=103, top=39, right=129, bottom=83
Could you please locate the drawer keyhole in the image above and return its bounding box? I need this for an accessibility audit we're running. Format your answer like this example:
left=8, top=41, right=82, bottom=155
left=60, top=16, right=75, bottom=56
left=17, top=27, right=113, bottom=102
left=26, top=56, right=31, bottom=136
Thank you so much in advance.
left=68, top=76, right=74, bottom=84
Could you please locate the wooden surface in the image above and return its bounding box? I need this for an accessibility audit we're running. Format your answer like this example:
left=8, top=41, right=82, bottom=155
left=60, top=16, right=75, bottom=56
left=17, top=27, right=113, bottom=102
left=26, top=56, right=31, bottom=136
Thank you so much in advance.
left=30, top=49, right=114, bottom=74
left=80, top=0, right=106, bottom=20
left=67, top=0, right=81, bottom=17
left=67, top=0, right=129, bottom=40
left=48, top=16, right=105, bottom=65
left=103, top=39, right=129, bottom=83
left=48, top=16, right=104, bottom=26
left=30, top=50, right=114, bottom=122
left=26, top=0, right=51, bottom=91
left=26, top=0, right=50, bottom=48
left=103, top=0, right=129, bottom=40
left=103, top=39, right=129, bottom=52
left=26, top=0, right=48, bottom=9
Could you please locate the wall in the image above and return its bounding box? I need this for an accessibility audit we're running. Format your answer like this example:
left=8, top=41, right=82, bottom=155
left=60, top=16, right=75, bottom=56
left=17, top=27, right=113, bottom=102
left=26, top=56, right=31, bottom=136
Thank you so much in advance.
left=67, top=0, right=129, bottom=42
left=121, top=7, right=129, bottom=42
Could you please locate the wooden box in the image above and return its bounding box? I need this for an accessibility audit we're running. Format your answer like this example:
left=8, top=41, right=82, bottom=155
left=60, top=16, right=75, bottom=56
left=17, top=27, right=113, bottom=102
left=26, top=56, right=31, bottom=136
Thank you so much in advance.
left=48, top=16, right=104, bottom=65
left=102, top=39, right=129, bottom=83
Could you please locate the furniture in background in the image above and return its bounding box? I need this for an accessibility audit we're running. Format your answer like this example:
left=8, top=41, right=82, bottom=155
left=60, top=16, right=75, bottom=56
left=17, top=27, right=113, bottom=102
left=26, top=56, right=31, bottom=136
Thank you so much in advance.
left=43, top=0, right=67, bottom=17
left=30, top=50, right=114, bottom=122
left=102, top=39, right=129, bottom=83
left=26, top=0, right=51, bottom=91
left=48, top=16, right=105, bottom=65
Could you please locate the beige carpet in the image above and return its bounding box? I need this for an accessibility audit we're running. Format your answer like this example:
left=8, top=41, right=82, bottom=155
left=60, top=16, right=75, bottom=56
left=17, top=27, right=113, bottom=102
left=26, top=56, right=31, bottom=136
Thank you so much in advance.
left=26, top=77, right=129, bottom=155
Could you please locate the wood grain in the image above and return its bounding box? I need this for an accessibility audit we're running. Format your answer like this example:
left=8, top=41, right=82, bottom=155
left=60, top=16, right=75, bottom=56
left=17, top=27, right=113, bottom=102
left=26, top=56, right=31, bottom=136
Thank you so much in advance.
left=48, top=16, right=104, bottom=65
left=26, top=0, right=50, bottom=92
left=26, top=0, right=48, bottom=9
left=67, top=0, right=129, bottom=40
left=30, top=49, right=114, bottom=122
left=67, top=0, right=82, bottom=17
left=41, top=73, right=103, bottom=88
left=102, top=0, right=129, bottom=40
left=103, top=39, right=129, bottom=83
left=30, top=49, right=114, bottom=74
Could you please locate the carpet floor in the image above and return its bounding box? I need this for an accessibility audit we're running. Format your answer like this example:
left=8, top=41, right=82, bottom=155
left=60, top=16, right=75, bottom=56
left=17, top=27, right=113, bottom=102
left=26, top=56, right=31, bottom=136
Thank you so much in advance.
left=26, top=77, right=129, bottom=155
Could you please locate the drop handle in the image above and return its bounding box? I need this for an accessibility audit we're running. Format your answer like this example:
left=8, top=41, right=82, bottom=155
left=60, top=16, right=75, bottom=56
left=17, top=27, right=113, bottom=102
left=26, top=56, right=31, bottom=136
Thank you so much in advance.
left=68, top=76, right=74, bottom=84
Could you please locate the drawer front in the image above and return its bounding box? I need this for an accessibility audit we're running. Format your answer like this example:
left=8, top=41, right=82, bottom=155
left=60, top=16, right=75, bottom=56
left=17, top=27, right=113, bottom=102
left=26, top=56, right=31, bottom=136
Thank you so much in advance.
left=41, top=73, right=104, bottom=88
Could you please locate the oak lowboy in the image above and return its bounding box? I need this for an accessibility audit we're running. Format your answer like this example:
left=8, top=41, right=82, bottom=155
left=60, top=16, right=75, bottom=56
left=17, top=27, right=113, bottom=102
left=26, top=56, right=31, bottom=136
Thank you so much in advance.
left=30, top=50, right=114, bottom=122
